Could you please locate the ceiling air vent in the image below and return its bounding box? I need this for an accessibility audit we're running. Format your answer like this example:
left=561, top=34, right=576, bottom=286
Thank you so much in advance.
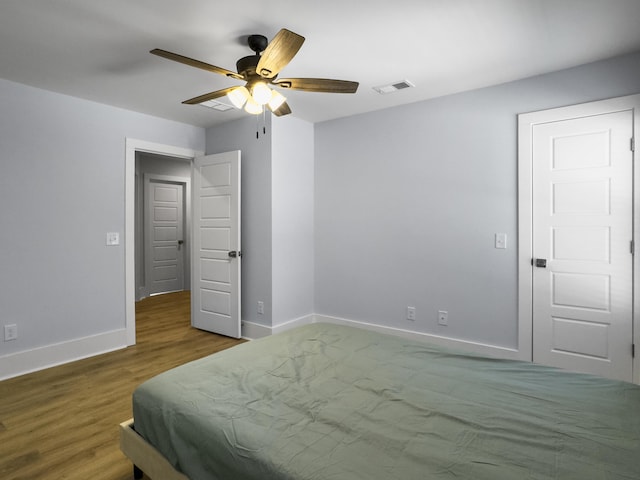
left=199, top=99, right=235, bottom=112
left=373, top=80, right=415, bottom=94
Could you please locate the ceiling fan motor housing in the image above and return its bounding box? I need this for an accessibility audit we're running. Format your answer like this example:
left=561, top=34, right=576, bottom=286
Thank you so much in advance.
left=236, top=55, right=261, bottom=77
left=237, top=35, right=268, bottom=77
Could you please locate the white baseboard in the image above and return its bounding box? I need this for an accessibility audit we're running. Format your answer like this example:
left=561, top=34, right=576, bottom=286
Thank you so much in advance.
left=241, top=321, right=271, bottom=340
left=0, top=315, right=523, bottom=380
left=242, top=314, right=314, bottom=340
left=313, top=314, right=524, bottom=361
left=242, top=313, right=523, bottom=361
left=272, top=314, right=315, bottom=335
left=0, top=329, right=128, bottom=381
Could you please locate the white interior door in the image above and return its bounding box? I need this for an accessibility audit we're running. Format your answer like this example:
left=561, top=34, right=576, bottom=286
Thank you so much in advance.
left=532, top=110, right=633, bottom=381
left=191, top=151, right=241, bottom=338
left=144, top=178, right=185, bottom=295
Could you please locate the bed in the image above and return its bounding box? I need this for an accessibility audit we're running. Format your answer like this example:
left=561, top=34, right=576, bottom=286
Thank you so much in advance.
left=120, top=323, right=640, bottom=479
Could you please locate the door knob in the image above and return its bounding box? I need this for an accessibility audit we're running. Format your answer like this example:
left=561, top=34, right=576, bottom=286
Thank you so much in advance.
left=535, top=258, right=547, bottom=268
left=228, top=251, right=242, bottom=258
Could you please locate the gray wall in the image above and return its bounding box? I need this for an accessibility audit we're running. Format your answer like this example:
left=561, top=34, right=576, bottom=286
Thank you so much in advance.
left=314, top=51, right=640, bottom=349
left=0, top=78, right=204, bottom=358
left=205, top=114, right=315, bottom=329
left=206, top=116, right=273, bottom=327
left=272, top=116, right=315, bottom=326
left=2, top=48, right=639, bottom=370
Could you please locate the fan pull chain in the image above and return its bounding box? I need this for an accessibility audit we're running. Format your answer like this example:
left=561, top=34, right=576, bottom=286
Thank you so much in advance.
left=255, top=110, right=267, bottom=140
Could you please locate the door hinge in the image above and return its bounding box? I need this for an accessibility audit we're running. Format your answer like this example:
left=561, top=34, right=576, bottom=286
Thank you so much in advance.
left=631, top=240, right=635, bottom=255
left=633, top=344, right=636, bottom=358
left=632, top=137, right=635, bottom=152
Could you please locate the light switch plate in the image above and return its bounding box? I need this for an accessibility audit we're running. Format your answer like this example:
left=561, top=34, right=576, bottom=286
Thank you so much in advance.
left=495, top=233, right=507, bottom=249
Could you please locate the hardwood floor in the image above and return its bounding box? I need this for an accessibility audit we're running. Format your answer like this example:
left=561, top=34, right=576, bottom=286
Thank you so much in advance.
left=0, top=291, right=244, bottom=480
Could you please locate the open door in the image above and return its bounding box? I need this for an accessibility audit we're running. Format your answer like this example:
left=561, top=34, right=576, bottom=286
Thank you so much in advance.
left=191, top=151, right=241, bottom=338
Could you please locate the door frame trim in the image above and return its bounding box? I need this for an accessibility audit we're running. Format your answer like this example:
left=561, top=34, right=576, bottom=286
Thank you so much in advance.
left=517, top=93, right=640, bottom=384
left=125, top=138, right=203, bottom=346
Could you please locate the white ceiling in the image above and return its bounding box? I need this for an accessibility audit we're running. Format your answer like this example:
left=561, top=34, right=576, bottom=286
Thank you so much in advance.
left=2, top=0, right=640, bottom=128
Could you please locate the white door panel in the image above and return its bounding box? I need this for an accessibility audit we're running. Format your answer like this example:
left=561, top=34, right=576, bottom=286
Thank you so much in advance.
left=532, top=110, right=633, bottom=381
left=192, top=151, right=241, bottom=338
left=144, top=178, right=185, bottom=295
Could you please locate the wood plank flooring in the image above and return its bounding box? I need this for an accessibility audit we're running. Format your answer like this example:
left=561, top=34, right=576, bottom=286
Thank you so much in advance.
left=0, top=291, right=244, bottom=480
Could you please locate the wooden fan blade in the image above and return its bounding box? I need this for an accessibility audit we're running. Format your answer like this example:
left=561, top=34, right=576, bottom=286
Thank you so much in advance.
left=151, top=48, right=244, bottom=80
left=268, top=101, right=292, bottom=117
left=256, top=29, right=305, bottom=79
left=274, top=78, right=359, bottom=93
left=182, top=86, right=239, bottom=105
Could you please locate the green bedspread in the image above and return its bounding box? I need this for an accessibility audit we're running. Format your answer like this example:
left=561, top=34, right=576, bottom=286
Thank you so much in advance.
left=132, top=323, right=640, bottom=479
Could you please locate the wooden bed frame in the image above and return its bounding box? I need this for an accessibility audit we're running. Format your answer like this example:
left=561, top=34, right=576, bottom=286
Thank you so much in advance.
left=119, top=419, right=188, bottom=480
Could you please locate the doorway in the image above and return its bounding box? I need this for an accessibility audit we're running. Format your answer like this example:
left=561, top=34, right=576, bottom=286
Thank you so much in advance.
left=135, top=152, right=191, bottom=300
left=125, top=139, right=204, bottom=346
left=518, top=94, right=640, bottom=383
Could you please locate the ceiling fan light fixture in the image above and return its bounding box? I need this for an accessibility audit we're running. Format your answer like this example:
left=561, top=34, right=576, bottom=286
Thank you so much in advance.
left=152, top=28, right=358, bottom=121
left=268, top=90, right=287, bottom=111
left=251, top=82, right=273, bottom=105
left=244, top=96, right=263, bottom=115
left=227, top=86, right=250, bottom=109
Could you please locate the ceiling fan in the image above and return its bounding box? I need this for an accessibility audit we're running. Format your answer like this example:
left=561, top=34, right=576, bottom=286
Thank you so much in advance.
left=151, top=28, right=359, bottom=117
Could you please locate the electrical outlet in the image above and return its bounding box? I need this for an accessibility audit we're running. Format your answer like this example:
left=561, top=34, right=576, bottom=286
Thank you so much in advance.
left=257, top=301, right=264, bottom=315
left=4, top=324, right=18, bottom=341
left=106, top=232, right=120, bottom=246
left=406, top=306, right=416, bottom=321
left=438, top=310, right=448, bottom=326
